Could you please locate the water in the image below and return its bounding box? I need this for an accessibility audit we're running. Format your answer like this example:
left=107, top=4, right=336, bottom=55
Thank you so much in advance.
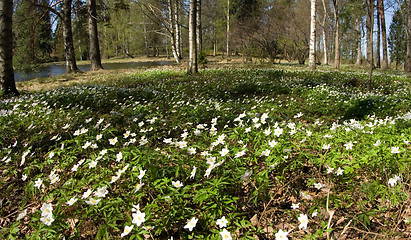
left=15, top=61, right=174, bottom=82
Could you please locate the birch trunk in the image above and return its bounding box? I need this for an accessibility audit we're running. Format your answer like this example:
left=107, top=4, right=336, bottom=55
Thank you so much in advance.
left=378, top=0, right=388, bottom=69
left=188, top=0, right=198, bottom=74
left=0, top=0, right=19, bottom=95
left=356, top=17, right=362, bottom=65
left=168, top=0, right=180, bottom=63
left=196, top=0, right=202, bottom=53
left=88, top=0, right=103, bottom=71
left=321, top=0, right=328, bottom=65
left=332, top=0, right=340, bottom=69
left=309, top=0, right=316, bottom=70
left=174, top=0, right=182, bottom=59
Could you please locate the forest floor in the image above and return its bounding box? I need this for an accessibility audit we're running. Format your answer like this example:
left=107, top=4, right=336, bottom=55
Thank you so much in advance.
left=2, top=62, right=411, bottom=239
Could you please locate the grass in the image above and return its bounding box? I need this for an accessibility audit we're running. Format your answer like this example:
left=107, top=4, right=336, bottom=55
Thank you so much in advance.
left=1, top=65, right=411, bottom=239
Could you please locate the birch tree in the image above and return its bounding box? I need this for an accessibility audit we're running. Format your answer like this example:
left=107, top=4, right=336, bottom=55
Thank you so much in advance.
left=309, top=0, right=316, bottom=70
left=188, top=0, right=198, bottom=74
left=0, top=0, right=19, bottom=95
left=332, top=0, right=340, bottom=69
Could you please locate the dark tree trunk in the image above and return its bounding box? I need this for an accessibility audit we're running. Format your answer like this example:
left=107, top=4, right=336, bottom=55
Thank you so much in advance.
left=376, top=0, right=381, bottom=68
left=0, top=0, right=19, bottom=95
left=406, top=0, right=411, bottom=72
left=366, top=0, right=374, bottom=91
left=88, top=0, right=103, bottom=71
left=62, top=0, right=79, bottom=73
left=188, top=0, right=198, bottom=74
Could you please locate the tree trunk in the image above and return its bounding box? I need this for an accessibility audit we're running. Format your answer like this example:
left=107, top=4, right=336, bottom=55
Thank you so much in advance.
left=332, top=0, right=340, bottom=69
left=0, top=0, right=19, bottom=95
left=143, top=23, right=150, bottom=57
left=379, top=0, right=388, bottom=69
left=309, top=0, right=316, bottom=70
left=174, top=0, right=182, bottom=59
left=226, top=0, right=230, bottom=57
left=356, top=17, right=362, bottom=65
left=376, top=0, right=381, bottom=68
left=366, top=0, right=374, bottom=91
left=196, top=0, right=202, bottom=53
left=168, top=0, right=180, bottom=63
left=188, top=0, right=198, bottom=74
left=406, top=0, right=411, bottom=72
left=321, top=0, right=328, bottom=65
left=88, top=0, right=103, bottom=71
left=62, top=0, right=79, bottom=73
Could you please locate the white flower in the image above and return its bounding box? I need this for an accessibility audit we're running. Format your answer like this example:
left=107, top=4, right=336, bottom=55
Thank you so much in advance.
left=187, top=147, right=196, bottom=155
left=190, top=166, right=197, bottom=179
left=373, top=139, right=382, bottom=147
left=49, top=171, right=59, bottom=185
left=40, top=214, right=54, bottom=226
left=89, top=160, right=97, bottom=168
left=391, top=147, right=400, bottom=154
left=314, top=182, right=323, bottom=190
left=109, top=137, right=118, bottom=145
left=275, top=229, right=288, bottom=240
left=40, top=203, right=53, bottom=217
left=260, top=149, right=270, bottom=157
left=138, top=170, right=146, bottom=180
left=291, top=202, right=300, bottom=209
left=16, top=209, right=27, bottom=221
left=172, top=180, right=183, bottom=188
left=235, top=149, right=246, bottom=158
left=218, top=146, right=229, bottom=157
left=336, top=167, right=344, bottom=176
left=135, top=182, right=144, bottom=192
left=219, top=228, right=232, bottom=240
left=116, top=152, right=123, bottom=162
left=86, top=198, right=101, bottom=205
left=268, top=140, right=278, bottom=147
left=388, top=177, right=397, bottom=187
left=264, top=128, right=272, bottom=135
left=311, top=209, right=318, bottom=217
left=216, top=216, right=228, bottom=228
left=132, top=210, right=146, bottom=226
left=82, top=189, right=93, bottom=199
left=94, top=186, right=108, bottom=198
left=66, top=197, right=78, bottom=206
left=96, top=134, right=102, bottom=141
left=274, top=127, right=283, bottom=137
left=322, top=144, right=331, bottom=150
left=34, top=178, right=43, bottom=189
left=298, top=214, right=309, bottom=230
left=326, top=166, right=334, bottom=174
left=22, top=174, right=27, bottom=181
left=121, top=225, right=134, bottom=237
left=344, top=142, right=354, bottom=150
left=82, top=141, right=92, bottom=149
left=184, top=217, right=198, bottom=231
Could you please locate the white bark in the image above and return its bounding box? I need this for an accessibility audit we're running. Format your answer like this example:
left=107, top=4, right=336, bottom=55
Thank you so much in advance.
left=226, top=0, right=230, bottom=57
left=309, top=0, right=316, bottom=70
left=188, top=0, right=198, bottom=74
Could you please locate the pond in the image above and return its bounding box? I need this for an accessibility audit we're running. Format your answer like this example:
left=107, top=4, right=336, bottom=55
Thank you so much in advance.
left=15, top=61, right=174, bottom=82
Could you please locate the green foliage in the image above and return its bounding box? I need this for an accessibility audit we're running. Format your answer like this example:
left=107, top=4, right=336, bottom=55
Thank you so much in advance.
left=1, top=69, right=410, bottom=239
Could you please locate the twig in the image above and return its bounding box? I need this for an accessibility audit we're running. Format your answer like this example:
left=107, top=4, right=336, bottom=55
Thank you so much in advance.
left=349, top=227, right=386, bottom=237
left=338, top=219, right=352, bottom=239
left=326, top=188, right=335, bottom=240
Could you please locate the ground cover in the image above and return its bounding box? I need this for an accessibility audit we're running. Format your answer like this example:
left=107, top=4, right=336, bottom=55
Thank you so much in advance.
left=1, top=68, right=411, bottom=239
